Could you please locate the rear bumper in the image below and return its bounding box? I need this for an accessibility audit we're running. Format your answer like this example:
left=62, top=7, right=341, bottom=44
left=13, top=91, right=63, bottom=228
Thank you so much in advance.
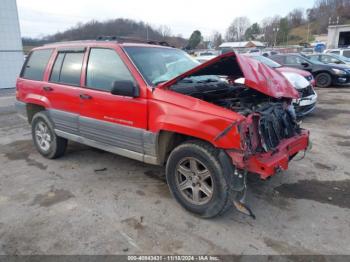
left=226, top=130, right=309, bottom=179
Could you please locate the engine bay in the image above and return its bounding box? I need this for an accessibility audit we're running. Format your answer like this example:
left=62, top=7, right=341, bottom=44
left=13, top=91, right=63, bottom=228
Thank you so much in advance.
left=170, top=77, right=301, bottom=152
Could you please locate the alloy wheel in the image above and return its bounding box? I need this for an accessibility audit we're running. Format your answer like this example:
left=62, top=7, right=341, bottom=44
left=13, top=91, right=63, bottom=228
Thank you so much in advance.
left=175, top=157, right=214, bottom=205
left=35, top=121, right=52, bottom=151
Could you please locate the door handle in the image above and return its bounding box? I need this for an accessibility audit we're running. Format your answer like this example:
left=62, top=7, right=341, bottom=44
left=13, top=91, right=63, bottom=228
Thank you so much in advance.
left=43, top=86, right=53, bottom=91
left=79, top=94, right=92, bottom=100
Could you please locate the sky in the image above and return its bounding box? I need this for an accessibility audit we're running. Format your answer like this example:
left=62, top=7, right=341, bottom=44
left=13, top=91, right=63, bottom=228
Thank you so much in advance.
left=16, top=0, right=316, bottom=39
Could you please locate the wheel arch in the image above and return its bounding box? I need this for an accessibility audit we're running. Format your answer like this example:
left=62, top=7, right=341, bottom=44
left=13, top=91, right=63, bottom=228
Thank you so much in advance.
left=26, top=103, right=46, bottom=123
left=156, top=130, right=216, bottom=166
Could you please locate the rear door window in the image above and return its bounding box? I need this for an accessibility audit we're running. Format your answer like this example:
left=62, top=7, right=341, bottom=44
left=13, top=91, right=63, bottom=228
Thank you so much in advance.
left=21, top=49, right=53, bottom=81
left=50, top=52, right=84, bottom=86
left=50, top=53, right=65, bottom=82
left=343, top=50, right=350, bottom=58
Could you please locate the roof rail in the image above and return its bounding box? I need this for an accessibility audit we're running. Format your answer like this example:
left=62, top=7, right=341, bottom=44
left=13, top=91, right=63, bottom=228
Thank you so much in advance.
left=43, top=36, right=174, bottom=47
left=96, top=36, right=118, bottom=41
left=97, top=36, right=172, bottom=47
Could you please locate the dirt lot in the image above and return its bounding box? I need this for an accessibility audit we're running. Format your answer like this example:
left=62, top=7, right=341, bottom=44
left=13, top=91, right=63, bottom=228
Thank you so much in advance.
left=0, top=87, right=349, bottom=255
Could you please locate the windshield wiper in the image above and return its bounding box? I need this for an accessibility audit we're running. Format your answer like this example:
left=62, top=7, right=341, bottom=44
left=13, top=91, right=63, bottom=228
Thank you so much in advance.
left=153, top=80, right=167, bottom=86
left=197, top=78, right=219, bottom=83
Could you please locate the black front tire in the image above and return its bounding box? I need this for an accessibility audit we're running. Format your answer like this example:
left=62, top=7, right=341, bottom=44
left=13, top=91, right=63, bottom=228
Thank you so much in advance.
left=166, top=141, right=231, bottom=218
left=315, top=73, right=332, bottom=88
left=31, top=111, right=67, bottom=159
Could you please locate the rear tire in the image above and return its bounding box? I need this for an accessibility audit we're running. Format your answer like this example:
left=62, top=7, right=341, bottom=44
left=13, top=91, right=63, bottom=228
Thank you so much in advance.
left=315, top=73, right=332, bottom=88
left=31, top=111, right=67, bottom=159
left=166, top=141, right=231, bottom=218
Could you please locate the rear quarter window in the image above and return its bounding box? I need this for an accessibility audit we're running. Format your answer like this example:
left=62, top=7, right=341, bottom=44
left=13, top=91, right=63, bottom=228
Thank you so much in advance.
left=21, top=49, right=53, bottom=81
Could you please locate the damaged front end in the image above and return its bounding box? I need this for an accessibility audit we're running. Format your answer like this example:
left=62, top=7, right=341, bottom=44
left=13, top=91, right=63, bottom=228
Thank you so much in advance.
left=230, top=102, right=309, bottom=180
left=159, top=51, right=310, bottom=217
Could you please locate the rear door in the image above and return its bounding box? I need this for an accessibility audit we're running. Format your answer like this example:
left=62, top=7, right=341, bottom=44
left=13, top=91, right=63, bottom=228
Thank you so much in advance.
left=44, top=47, right=86, bottom=135
left=78, top=47, right=151, bottom=158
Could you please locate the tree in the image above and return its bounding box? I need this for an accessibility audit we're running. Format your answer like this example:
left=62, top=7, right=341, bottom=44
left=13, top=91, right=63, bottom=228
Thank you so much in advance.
left=244, top=23, right=261, bottom=40
left=261, top=16, right=281, bottom=46
left=211, top=31, right=223, bottom=48
left=288, top=8, right=305, bottom=27
left=225, top=23, right=238, bottom=41
left=277, top=18, right=290, bottom=45
left=226, top=17, right=250, bottom=41
left=187, top=30, right=202, bottom=49
left=158, top=25, right=172, bottom=39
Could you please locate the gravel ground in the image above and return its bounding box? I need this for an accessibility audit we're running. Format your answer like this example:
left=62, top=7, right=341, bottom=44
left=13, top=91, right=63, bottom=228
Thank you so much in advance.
left=0, top=87, right=349, bottom=255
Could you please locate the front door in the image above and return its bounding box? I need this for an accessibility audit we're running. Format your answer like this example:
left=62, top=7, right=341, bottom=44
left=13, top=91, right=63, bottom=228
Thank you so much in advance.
left=78, top=47, right=152, bottom=159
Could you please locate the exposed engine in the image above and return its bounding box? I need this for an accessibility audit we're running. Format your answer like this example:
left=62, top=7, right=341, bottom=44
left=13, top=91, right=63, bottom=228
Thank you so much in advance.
left=170, top=79, right=301, bottom=152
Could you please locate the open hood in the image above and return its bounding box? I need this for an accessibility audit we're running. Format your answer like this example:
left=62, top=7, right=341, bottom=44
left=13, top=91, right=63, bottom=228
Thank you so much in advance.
left=159, top=52, right=299, bottom=99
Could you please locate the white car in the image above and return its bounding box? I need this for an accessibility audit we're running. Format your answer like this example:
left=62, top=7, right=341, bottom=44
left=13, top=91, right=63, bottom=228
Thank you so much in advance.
left=195, top=51, right=218, bottom=63
left=324, top=48, right=350, bottom=58
left=281, top=72, right=318, bottom=117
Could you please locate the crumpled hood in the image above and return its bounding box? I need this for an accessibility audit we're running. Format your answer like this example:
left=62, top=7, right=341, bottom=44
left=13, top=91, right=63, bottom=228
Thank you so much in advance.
left=159, top=52, right=299, bottom=99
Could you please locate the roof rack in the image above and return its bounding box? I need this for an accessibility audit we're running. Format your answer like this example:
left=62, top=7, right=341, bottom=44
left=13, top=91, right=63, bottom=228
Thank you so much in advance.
left=43, top=36, right=174, bottom=48
left=96, top=36, right=173, bottom=47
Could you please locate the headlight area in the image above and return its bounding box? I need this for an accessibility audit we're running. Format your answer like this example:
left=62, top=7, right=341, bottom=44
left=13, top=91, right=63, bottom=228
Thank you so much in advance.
left=332, top=68, right=347, bottom=75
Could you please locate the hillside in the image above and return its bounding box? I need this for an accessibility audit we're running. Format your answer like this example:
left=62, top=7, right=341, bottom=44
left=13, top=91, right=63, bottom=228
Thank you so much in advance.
left=23, top=18, right=187, bottom=49
left=287, top=18, right=350, bottom=45
left=287, top=23, right=318, bottom=44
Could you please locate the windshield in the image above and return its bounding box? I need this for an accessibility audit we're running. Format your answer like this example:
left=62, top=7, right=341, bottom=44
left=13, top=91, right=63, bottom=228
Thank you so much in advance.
left=250, top=55, right=282, bottom=68
left=123, top=47, right=200, bottom=86
left=331, top=53, right=350, bottom=62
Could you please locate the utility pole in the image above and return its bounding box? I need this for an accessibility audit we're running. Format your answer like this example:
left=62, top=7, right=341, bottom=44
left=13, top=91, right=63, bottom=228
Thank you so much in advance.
left=146, top=24, right=149, bottom=41
left=307, top=23, right=310, bottom=43
left=273, top=27, right=279, bottom=47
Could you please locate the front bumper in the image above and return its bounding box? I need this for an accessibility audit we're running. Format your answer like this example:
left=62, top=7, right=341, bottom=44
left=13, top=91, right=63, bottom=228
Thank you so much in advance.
left=334, top=75, right=350, bottom=85
left=226, top=130, right=309, bottom=179
left=293, top=86, right=318, bottom=117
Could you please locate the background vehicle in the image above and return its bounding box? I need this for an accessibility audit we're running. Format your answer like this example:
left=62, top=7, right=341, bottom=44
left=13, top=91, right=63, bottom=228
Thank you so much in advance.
left=247, top=55, right=317, bottom=117
left=307, top=53, right=350, bottom=65
left=16, top=43, right=309, bottom=218
left=194, top=50, right=218, bottom=63
left=261, top=50, right=279, bottom=57
left=300, top=48, right=315, bottom=55
left=324, top=48, right=350, bottom=58
left=270, top=53, right=350, bottom=87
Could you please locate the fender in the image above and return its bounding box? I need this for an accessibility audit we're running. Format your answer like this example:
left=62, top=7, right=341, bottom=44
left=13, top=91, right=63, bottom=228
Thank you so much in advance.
left=22, top=93, right=51, bottom=109
left=148, top=88, right=244, bottom=150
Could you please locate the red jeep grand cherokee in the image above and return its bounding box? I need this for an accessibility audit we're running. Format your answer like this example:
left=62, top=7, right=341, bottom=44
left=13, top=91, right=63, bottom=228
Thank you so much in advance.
left=16, top=40, right=309, bottom=218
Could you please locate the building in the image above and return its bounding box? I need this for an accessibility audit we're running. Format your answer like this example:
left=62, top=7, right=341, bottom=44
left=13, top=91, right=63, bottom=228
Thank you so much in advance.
left=219, top=41, right=265, bottom=50
left=0, top=0, right=23, bottom=89
left=327, top=24, right=350, bottom=49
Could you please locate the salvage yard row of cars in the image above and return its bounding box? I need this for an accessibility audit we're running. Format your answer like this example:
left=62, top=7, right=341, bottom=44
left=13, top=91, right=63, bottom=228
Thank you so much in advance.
left=17, top=39, right=347, bottom=218
left=195, top=48, right=350, bottom=117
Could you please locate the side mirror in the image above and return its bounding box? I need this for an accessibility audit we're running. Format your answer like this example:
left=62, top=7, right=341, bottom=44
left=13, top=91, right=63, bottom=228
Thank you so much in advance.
left=111, top=80, right=139, bottom=97
left=301, top=62, right=309, bottom=67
